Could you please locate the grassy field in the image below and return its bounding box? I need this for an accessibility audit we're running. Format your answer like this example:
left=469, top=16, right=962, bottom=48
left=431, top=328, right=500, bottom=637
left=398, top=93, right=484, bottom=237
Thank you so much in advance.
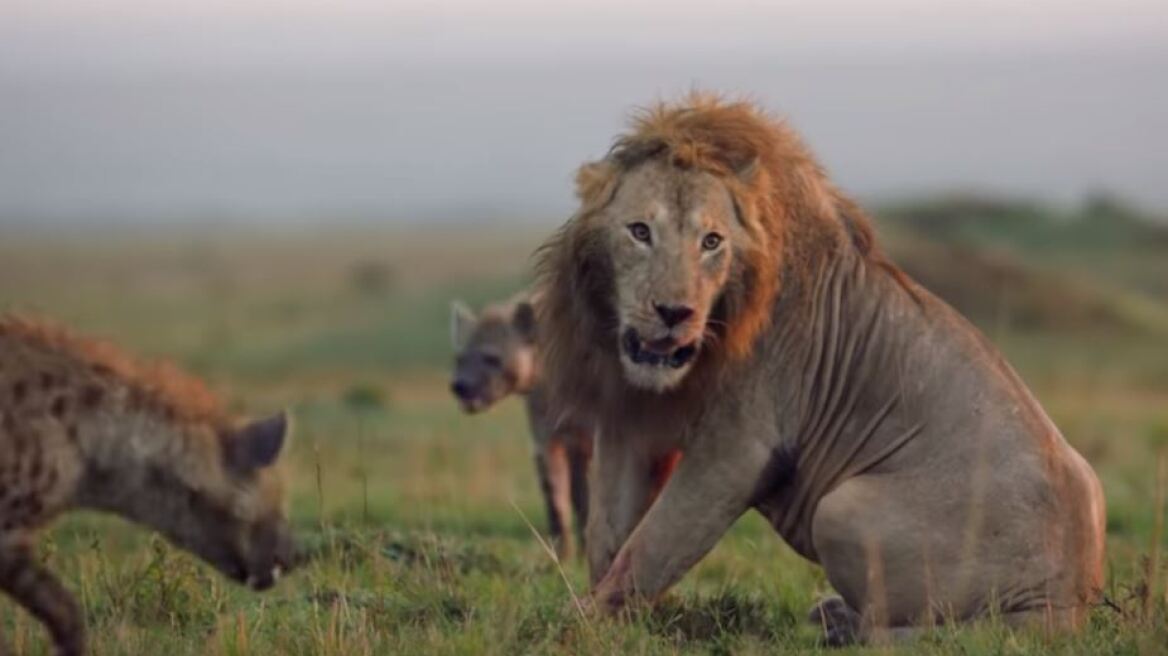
left=1, top=213, right=1167, bottom=655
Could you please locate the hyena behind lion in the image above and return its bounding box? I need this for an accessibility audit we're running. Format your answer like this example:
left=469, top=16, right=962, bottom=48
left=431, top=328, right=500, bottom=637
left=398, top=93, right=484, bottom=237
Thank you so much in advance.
left=0, top=315, right=293, bottom=656
left=449, top=294, right=595, bottom=559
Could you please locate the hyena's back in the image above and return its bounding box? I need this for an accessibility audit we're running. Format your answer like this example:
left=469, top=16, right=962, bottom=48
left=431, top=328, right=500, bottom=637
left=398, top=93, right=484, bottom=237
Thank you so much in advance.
left=0, top=334, right=94, bottom=539
left=0, top=322, right=117, bottom=655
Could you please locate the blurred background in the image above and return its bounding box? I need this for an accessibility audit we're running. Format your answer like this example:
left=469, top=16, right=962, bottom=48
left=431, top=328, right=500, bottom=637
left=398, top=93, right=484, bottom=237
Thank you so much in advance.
left=3, top=0, right=1166, bottom=406
left=3, top=0, right=1168, bottom=223
left=1, top=2, right=1167, bottom=652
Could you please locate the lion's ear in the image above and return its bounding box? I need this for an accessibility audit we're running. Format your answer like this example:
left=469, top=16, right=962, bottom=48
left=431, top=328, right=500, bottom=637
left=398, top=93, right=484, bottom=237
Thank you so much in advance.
left=511, top=301, right=537, bottom=344
left=450, top=300, right=477, bottom=350
left=732, top=155, right=760, bottom=184
left=574, top=160, right=619, bottom=206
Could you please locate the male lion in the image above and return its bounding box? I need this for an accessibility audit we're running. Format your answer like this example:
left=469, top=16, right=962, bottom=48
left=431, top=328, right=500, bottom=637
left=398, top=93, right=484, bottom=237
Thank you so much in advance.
left=449, top=294, right=594, bottom=558
left=534, top=95, right=1105, bottom=644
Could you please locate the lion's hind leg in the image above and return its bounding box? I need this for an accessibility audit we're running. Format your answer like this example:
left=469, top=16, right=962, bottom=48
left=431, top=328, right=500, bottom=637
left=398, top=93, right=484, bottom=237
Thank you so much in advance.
left=810, top=473, right=1096, bottom=648
left=809, top=595, right=956, bottom=647
left=995, top=605, right=1089, bottom=636
left=808, top=596, right=862, bottom=647
left=807, top=593, right=1090, bottom=648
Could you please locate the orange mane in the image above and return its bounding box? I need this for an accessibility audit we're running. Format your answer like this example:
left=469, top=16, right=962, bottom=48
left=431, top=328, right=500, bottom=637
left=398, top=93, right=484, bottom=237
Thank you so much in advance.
left=0, top=314, right=225, bottom=424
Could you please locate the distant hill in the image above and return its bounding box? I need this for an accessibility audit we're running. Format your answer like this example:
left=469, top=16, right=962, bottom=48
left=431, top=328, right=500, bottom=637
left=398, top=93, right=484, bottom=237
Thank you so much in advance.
left=875, top=195, right=1168, bottom=336
left=878, top=194, right=1168, bottom=298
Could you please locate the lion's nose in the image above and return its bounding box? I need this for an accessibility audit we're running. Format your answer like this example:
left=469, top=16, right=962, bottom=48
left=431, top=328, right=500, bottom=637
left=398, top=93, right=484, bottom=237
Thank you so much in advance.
left=654, top=303, right=695, bottom=328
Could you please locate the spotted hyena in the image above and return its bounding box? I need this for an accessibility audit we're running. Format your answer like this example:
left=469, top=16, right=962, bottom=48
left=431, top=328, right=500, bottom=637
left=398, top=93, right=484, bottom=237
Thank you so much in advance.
left=0, top=316, right=293, bottom=656
left=449, top=295, right=594, bottom=559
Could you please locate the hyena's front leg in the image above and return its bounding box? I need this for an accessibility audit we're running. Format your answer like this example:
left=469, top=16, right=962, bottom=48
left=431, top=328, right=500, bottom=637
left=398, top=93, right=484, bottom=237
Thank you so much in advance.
left=0, top=542, right=85, bottom=656
left=590, top=435, right=770, bottom=611
left=585, top=430, right=679, bottom=586
left=535, top=440, right=574, bottom=559
left=567, top=430, right=593, bottom=555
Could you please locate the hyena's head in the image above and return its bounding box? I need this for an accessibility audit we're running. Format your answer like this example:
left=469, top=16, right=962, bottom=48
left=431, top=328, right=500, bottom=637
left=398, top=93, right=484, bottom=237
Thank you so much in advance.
left=449, top=298, right=538, bottom=413
left=155, top=412, right=294, bottom=591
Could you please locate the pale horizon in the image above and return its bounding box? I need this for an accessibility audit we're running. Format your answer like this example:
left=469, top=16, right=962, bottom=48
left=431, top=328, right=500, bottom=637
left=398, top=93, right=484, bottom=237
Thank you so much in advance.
left=3, top=1, right=1166, bottom=224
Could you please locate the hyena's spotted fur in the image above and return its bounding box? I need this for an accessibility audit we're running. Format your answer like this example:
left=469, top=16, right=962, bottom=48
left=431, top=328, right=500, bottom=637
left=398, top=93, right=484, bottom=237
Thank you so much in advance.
left=0, top=316, right=292, bottom=656
left=450, top=295, right=594, bottom=559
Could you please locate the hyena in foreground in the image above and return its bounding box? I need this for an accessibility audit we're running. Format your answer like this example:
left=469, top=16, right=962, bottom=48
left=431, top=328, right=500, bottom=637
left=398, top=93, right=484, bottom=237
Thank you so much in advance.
left=0, top=316, right=293, bottom=656
left=450, top=295, right=594, bottom=559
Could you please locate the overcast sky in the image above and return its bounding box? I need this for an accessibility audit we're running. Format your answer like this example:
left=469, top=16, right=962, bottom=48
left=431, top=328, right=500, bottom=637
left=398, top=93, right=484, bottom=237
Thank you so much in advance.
left=2, top=1, right=1166, bottom=223
left=6, top=0, right=1167, bottom=73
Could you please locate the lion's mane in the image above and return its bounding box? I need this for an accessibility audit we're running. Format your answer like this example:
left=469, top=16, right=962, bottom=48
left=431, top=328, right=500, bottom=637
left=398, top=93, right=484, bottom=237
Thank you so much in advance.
left=535, top=93, right=903, bottom=418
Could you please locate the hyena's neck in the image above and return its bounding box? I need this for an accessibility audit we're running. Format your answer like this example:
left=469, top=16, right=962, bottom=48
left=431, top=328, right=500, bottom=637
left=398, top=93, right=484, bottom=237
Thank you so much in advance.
left=514, top=371, right=539, bottom=395
left=70, top=399, right=200, bottom=523
left=513, top=346, right=540, bottom=394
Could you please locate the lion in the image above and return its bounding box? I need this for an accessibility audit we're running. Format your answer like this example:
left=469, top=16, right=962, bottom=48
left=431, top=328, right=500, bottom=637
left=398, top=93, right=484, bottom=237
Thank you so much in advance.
left=533, top=94, right=1106, bottom=644
left=449, top=293, right=594, bottom=559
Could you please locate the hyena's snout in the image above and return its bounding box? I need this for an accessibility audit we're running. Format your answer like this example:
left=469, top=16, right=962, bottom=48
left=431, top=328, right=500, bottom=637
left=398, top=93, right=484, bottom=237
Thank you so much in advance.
left=450, top=366, right=496, bottom=412
left=244, top=517, right=295, bottom=591
left=451, top=377, right=474, bottom=402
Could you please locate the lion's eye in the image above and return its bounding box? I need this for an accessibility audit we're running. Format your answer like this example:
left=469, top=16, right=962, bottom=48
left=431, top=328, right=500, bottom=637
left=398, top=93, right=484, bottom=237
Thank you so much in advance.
left=701, top=233, right=724, bottom=251
left=628, top=222, right=652, bottom=244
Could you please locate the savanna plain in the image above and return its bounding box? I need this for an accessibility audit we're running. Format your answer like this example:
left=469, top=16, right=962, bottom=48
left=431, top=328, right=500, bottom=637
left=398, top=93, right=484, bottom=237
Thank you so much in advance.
left=1, top=197, right=1167, bottom=654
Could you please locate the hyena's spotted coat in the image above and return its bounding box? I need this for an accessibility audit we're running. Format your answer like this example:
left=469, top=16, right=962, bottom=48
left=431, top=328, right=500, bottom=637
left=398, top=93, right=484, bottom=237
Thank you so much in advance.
left=0, top=316, right=292, bottom=656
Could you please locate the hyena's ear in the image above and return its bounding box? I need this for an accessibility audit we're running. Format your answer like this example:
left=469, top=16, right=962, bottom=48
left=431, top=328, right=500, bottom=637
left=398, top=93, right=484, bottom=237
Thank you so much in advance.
left=226, top=411, right=289, bottom=472
left=511, top=301, right=537, bottom=344
left=450, top=300, right=477, bottom=350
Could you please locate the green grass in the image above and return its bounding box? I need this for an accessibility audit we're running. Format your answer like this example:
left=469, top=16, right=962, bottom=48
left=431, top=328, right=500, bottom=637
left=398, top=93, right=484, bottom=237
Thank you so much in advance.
left=1, top=225, right=1167, bottom=654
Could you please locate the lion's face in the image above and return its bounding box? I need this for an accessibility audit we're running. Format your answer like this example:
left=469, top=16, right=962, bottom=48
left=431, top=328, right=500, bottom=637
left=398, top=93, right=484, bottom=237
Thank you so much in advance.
left=599, top=160, right=742, bottom=391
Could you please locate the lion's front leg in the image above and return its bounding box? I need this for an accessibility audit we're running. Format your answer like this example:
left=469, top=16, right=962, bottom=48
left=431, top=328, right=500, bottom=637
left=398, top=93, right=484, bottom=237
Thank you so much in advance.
left=585, top=430, right=676, bottom=585
left=590, top=436, right=769, bottom=610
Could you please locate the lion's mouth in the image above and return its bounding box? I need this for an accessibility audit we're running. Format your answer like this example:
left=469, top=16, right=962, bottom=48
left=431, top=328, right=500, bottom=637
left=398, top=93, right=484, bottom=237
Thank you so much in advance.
left=621, top=328, right=698, bottom=369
